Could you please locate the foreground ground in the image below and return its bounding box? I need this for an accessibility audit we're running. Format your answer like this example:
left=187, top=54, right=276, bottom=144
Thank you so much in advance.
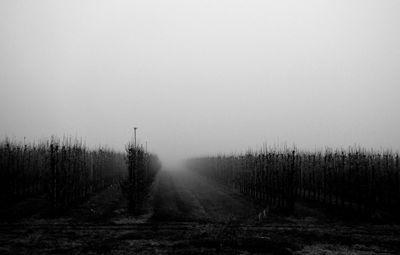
left=0, top=169, right=399, bottom=254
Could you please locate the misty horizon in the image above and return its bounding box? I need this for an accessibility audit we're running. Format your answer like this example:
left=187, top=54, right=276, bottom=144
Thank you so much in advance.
left=1, top=2, right=400, bottom=254
left=1, top=0, right=400, bottom=165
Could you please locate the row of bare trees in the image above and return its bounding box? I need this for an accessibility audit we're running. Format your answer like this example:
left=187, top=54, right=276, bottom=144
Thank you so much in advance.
left=188, top=148, right=400, bottom=217
left=0, top=137, right=126, bottom=213
left=122, top=143, right=161, bottom=214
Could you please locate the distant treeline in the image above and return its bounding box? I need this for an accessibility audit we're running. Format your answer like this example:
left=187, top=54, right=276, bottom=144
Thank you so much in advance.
left=0, top=137, right=126, bottom=213
left=188, top=148, right=400, bottom=219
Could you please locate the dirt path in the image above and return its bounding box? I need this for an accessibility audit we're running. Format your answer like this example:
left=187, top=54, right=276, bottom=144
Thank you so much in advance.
left=1, top=169, right=400, bottom=254
left=151, top=169, right=260, bottom=223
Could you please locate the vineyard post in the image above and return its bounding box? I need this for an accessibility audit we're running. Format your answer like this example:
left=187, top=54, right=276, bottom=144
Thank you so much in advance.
left=134, top=127, right=138, bottom=148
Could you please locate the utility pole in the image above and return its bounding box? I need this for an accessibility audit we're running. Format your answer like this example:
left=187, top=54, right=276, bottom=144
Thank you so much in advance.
left=131, top=126, right=139, bottom=213
left=134, top=127, right=138, bottom=148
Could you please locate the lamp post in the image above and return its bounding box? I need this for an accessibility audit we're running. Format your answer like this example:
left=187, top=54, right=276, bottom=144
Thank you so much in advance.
left=133, top=127, right=138, bottom=148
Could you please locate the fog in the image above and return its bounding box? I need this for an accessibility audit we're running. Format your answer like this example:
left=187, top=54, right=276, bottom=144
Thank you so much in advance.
left=1, top=0, right=400, bottom=165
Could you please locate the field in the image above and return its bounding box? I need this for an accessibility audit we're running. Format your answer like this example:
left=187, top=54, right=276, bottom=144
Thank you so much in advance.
left=0, top=170, right=399, bottom=254
left=1, top=141, right=400, bottom=254
left=188, top=148, right=400, bottom=219
left=2, top=0, right=399, bottom=253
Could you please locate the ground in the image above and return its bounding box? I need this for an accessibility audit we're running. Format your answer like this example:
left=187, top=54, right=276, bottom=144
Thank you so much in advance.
left=0, top=169, right=399, bottom=254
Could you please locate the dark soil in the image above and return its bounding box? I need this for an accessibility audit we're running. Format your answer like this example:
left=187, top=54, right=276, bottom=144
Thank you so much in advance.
left=0, top=169, right=399, bottom=254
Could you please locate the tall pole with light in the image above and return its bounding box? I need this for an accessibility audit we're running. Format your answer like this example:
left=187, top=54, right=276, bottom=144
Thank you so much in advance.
left=133, top=127, right=138, bottom=148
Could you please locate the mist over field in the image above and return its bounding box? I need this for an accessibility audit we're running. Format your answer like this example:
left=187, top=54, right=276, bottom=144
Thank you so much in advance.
left=1, top=0, right=400, bottom=166
left=2, top=2, right=400, bottom=254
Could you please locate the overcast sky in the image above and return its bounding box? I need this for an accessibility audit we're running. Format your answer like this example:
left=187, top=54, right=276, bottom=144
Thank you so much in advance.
left=1, top=0, right=399, bottom=164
